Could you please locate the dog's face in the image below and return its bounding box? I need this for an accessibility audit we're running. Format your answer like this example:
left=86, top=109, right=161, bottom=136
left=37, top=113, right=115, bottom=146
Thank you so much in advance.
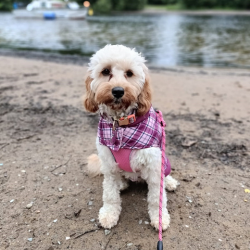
left=84, top=45, right=152, bottom=116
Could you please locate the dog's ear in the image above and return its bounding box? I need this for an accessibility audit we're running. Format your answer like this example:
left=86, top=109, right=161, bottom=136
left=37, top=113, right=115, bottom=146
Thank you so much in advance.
left=137, top=66, right=152, bottom=116
left=83, top=73, right=98, bottom=113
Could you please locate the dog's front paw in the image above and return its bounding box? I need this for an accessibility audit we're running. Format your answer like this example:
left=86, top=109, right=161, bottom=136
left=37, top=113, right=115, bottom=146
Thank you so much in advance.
left=150, top=212, right=170, bottom=231
left=98, top=205, right=120, bottom=229
left=165, top=175, right=179, bottom=191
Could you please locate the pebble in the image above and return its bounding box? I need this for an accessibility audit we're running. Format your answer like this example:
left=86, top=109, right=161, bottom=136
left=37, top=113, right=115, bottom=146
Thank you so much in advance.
left=53, top=219, right=58, bottom=223
left=88, top=201, right=93, bottom=206
left=139, top=220, right=142, bottom=224
left=58, top=188, right=63, bottom=192
left=90, top=218, right=95, bottom=222
left=10, top=199, right=15, bottom=203
left=0, top=163, right=3, bottom=166
left=66, top=236, right=70, bottom=240
left=186, top=196, right=192, bottom=203
left=218, top=239, right=222, bottom=242
left=144, top=221, right=149, bottom=224
left=185, top=225, right=189, bottom=228
left=26, top=203, right=33, bottom=209
left=104, top=229, right=111, bottom=236
left=27, top=238, right=33, bottom=242
left=21, top=170, right=26, bottom=173
left=127, top=243, right=133, bottom=247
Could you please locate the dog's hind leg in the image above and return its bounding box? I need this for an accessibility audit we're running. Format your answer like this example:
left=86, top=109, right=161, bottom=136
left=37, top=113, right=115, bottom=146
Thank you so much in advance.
left=118, top=177, right=129, bottom=191
left=165, top=175, right=179, bottom=191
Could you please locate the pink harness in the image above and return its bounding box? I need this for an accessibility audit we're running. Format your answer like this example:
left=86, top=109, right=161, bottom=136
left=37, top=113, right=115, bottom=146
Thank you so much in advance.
left=110, top=148, right=133, bottom=172
left=98, top=106, right=171, bottom=176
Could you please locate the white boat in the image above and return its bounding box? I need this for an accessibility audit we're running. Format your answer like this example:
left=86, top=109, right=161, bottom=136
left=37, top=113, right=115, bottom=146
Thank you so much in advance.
left=13, top=0, right=87, bottom=20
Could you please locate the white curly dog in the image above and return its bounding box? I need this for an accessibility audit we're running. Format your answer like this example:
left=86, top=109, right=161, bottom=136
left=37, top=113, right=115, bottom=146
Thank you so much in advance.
left=84, top=45, right=178, bottom=231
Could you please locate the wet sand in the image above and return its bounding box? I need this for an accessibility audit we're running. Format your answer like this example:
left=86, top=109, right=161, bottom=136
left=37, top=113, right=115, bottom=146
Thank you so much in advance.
left=0, top=55, right=249, bottom=250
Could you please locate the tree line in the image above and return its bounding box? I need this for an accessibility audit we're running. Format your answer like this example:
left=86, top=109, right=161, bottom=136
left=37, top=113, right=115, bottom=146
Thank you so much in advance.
left=150, top=0, right=250, bottom=9
left=87, top=0, right=250, bottom=12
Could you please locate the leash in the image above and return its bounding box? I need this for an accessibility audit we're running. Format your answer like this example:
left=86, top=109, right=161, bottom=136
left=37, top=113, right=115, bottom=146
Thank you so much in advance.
left=156, top=110, right=166, bottom=250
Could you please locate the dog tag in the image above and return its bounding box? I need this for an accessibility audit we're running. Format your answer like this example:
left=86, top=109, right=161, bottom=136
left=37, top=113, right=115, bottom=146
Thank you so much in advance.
left=118, top=117, right=129, bottom=126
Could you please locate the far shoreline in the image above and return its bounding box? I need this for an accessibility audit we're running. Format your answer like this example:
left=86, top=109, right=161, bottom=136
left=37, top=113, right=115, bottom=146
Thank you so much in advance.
left=1, top=48, right=250, bottom=76
left=140, top=8, right=250, bottom=16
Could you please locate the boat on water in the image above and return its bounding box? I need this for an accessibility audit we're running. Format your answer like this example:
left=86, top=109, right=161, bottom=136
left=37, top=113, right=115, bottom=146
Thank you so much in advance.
left=13, top=0, right=87, bottom=20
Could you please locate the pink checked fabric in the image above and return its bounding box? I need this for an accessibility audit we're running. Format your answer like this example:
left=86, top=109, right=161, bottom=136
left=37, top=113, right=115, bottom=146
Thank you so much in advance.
left=98, top=106, right=171, bottom=176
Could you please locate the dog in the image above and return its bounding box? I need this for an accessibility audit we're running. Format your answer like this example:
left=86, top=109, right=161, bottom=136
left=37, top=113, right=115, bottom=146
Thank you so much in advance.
left=84, top=45, right=178, bottom=230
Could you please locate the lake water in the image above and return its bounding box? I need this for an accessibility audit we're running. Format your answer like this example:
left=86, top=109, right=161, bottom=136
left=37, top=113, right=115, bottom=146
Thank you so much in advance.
left=0, top=12, right=250, bottom=68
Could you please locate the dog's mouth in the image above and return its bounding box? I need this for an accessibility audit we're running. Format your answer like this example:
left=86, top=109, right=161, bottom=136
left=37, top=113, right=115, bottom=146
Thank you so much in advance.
left=114, top=98, right=122, bottom=104
left=108, top=97, right=130, bottom=110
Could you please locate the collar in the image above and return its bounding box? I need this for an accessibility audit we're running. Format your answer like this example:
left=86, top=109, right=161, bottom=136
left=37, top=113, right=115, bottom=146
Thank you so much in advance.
left=101, top=108, right=151, bottom=129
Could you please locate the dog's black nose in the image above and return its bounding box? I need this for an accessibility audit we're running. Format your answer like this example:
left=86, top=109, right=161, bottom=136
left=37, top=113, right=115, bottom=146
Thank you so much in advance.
left=112, top=87, right=124, bottom=99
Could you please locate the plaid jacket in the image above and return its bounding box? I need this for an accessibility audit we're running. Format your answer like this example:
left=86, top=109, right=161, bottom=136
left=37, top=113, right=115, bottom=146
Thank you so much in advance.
left=98, top=106, right=171, bottom=176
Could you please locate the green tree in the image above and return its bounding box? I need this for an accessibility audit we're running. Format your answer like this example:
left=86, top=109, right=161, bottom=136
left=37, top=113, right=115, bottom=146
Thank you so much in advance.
left=147, top=0, right=173, bottom=4
left=0, top=0, right=13, bottom=11
left=181, top=0, right=250, bottom=9
left=92, top=0, right=146, bottom=13
left=181, top=0, right=217, bottom=8
left=121, top=0, right=147, bottom=10
left=92, top=0, right=112, bottom=13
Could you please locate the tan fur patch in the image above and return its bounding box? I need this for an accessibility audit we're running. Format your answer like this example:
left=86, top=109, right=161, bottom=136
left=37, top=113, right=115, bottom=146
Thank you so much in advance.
left=83, top=75, right=98, bottom=113
left=137, top=73, right=152, bottom=116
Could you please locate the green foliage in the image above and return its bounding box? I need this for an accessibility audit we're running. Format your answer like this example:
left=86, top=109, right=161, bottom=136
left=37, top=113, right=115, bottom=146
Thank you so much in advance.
left=181, top=0, right=250, bottom=9
left=181, top=0, right=216, bottom=8
left=92, top=0, right=146, bottom=13
left=80, top=0, right=250, bottom=11
left=0, top=0, right=13, bottom=11
left=147, top=0, right=178, bottom=4
left=113, top=0, right=147, bottom=10
left=93, top=0, right=112, bottom=13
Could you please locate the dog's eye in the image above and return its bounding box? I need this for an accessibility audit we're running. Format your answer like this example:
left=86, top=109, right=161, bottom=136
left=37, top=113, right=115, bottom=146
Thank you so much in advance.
left=101, top=68, right=110, bottom=76
left=126, top=70, right=133, bottom=77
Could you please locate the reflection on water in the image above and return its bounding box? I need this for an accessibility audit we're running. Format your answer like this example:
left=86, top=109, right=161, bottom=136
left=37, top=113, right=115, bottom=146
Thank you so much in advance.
left=0, top=13, right=250, bottom=68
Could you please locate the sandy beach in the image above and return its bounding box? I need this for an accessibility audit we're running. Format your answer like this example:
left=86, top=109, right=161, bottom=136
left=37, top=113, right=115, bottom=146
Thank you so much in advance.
left=0, top=54, right=249, bottom=250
